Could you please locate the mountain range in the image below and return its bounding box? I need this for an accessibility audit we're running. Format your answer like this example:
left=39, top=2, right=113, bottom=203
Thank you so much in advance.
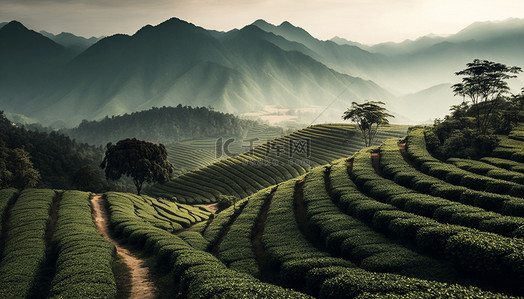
left=0, top=17, right=523, bottom=127
left=39, top=31, right=103, bottom=56
left=330, top=18, right=524, bottom=92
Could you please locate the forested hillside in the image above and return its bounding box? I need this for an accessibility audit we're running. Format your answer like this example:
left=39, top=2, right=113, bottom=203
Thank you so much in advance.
left=64, top=105, right=276, bottom=145
left=0, top=111, right=129, bottom=191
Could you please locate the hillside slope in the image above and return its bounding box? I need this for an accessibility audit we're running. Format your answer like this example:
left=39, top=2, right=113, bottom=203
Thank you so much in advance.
left=1, top=124, right=523, bottom=298
left=146, top=124, right=408, bottom=203
left=201, top=122, right=524, bottom=296
left=0, top=21, right=70, bottom=114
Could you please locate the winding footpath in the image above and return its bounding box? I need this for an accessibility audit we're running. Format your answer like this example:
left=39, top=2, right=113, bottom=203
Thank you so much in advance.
left=90, top=194, right=158, bottom=299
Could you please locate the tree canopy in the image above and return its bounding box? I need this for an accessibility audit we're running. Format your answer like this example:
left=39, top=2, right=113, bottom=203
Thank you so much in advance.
left=342, top=101, right=394, bottom=147
left=0, top=111, right=113, bottom=190
left=0, top=147, right=40, bottom=189
left=65, top=105, right=267, bottom=145
left=452, top=59, right=522, bottom=133
left=100, top=138, right=174, bottom=195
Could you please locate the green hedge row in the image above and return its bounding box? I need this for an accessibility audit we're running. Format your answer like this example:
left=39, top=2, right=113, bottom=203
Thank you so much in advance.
left=409, top=131, right=522, bottom=195
left=404, top=129, right=441, bottom=167
left=217, top=187, right=272, bottom=278
left=147, top=124, right=407, bottom=204
left=0, top=189, right=55, bottom=298
left=318, top=267, right=507, bottom=299
left=0, top=188, right=18, bottom=237
left=106, top=192, right=210, bottom=232
left=508, top=123, right=524, bottom=141
left=105, top=191, right=309, bottom=298
left=406, top=129, right=524, bottom=217
left=186, top=220, right=208, bottom=234
left=171, top=176, right=223, bottom=203
left=449, top=157, right=524, bottom=184
left=176, top=231, right=209, bottom=251
left=258, top=172, right=500, bottom=297
left=303, top=166, right=454, bottom=282
left=492, top=136, right=524, bottom=162
left=262, top=177, right=355, bottom=292
left=379, top=138, right=524, bottom=236
left=480, top=157, right=524, bottom=174
left=329, top=158, right=524, bottom=293
left=380, top=138, right=466, bottom=194
left=301, top=162, right=507, bottom=297
left=353, top=145, right=523, bottom=237
left=202, top=198, right=249, bottom=247
left=48, top=191, right=117, bottom=298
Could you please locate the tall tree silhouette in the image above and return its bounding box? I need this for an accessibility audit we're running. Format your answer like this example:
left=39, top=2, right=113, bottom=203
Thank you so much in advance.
left=100, top=138, right=174, bottom=195
left=343, top=101, right=393, bottom=147
left=452, top=59, right=521, bottom=134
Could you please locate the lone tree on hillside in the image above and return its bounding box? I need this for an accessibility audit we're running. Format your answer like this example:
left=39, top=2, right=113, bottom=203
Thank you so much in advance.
left=452, top=59, right=522, bottom=134
left=100, top=138, right=174, bottom=195
left=342, top=101, right=394, bottom=147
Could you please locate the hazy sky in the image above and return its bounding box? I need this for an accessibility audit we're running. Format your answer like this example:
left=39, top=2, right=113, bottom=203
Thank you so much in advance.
left=1, top=0, right=524, bottom=44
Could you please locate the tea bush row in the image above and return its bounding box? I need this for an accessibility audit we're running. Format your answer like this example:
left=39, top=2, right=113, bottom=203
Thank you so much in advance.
left=0, top=189, right=55, bottom=298
left=104, top=191, right=308, bottom=298
left=48, top=191, right=116, bottom=298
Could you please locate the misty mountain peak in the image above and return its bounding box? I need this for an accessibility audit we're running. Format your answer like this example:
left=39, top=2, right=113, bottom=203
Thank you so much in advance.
left=277, top=21, right=313, bottom=40
left=0, top=20, right=64, bottom=52
left=240, top=24, right=266, bottom=34
left=56, top=32, right=78, bottom=39
left=453, top=17, right=524, bottom=41
left=135, top=17, right=205, bottom=39
left=252, top=19, right=271, bottom=26
left=0, top=20, right=28, bottom=33
left=251, top=19, right=275, bottom=32
left=279, top=21, right=294, bottom=28
left=162, top=17, right=190, bottom=26
left=227, top=24, right=269, bottom=43
left=158, top=17, right=201, bottom=31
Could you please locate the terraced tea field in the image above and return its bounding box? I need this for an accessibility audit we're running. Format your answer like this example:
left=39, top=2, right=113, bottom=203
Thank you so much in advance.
left=148, top=124, right=409, bottom=203
left=0, top=190, right=210, bottom=298
left=1, top=123, right=523, bottom=298
left=165, top=124, right=285, bottom=177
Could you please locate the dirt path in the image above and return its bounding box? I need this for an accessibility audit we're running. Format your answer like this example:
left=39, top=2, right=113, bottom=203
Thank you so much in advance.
left=252, top=186, right=278, bottom=280
left=90, top=195, right=158, bottom=299
left=0, top=196, right=16, bottom=261
left=35, top=191, right=63, bottom=298
left=294, top=177, right=330, bottom=251
left=203, top=203, right=219, bottom=214
left=346, top=161, right=353, bottom=176
left=370, top=152, right=383, bottom=176
left=209, top=203, right=246, bottom=256
left=173, top=203, right=218, bottom=236
left=293, top=179, right=309, bottom=233
left=398, top=142, right=417, bottom=167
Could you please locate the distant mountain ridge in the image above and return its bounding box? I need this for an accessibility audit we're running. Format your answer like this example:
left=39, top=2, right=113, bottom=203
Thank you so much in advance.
left=1, top=17, right=524, bottom=126
left=330, top=18, right=524, bottom=106
left=0, top=18, right=390, bottom=127
left=40, top=30, right=103, bottom=55
left=250, top=19, right=390, bottom=83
